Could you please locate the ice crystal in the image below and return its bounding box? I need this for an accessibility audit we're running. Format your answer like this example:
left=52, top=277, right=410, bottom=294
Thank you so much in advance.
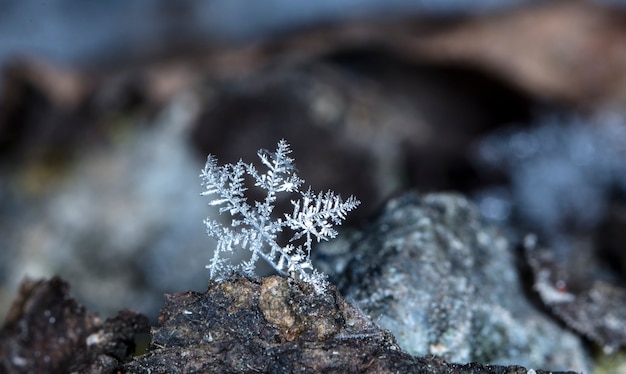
left=200, top=139, right=360, bottom=293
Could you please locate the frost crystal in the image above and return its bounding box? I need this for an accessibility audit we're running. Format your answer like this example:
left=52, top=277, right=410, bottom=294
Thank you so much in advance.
left=200, top=139, right=360, bottom=293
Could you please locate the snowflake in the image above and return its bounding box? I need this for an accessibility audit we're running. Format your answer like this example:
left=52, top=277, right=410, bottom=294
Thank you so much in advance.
left=200, top=139, right=360, bottom=293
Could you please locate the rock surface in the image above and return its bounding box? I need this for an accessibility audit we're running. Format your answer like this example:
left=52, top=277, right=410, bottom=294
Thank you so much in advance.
left=327, top=192, right=591, bottom=372
left=125, top=274, right=577, bottom=374
left=0, top=277, right=149, bottom=373
left=525, top=238, right=626, bottom=353
left=0, top=275, right=581, bottom=373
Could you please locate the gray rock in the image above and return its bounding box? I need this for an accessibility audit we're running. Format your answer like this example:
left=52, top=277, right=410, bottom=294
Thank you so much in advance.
left=329, top=192, right=591, bottom=372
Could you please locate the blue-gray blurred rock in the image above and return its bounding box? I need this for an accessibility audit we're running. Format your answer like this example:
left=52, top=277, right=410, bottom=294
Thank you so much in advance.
left=325, top=192, right=591, bottom=372
left=0, top=94, right=212, bottom=322
left=475, top=115, right=626, bottom=289
left=476, top=115, right=626, bottom=236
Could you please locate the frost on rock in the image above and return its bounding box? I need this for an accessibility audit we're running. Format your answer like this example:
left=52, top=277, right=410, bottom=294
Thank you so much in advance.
left=200, top=139, right=359, bottom=293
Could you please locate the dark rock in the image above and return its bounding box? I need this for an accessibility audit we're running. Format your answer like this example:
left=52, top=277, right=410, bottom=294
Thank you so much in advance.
left=0, top=277, right=149, bottom=374
left=68, top=309, right=151, bottom=373
left=326, top=192, right=590, bottom=372
left=525, top=237, right=626, bottom=353
left=126, top=275, right=405, bottom=373
left=125, top=274, right=577, bottom=373
left=0, top=272, right=579, bottom=373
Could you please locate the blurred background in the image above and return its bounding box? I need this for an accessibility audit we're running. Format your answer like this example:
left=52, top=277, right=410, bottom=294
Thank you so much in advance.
left=1, top=0, right=626, bottom=366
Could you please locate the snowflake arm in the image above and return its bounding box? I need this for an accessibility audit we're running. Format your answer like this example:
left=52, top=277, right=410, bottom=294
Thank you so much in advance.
left=285, top=188, right=361, bottom=253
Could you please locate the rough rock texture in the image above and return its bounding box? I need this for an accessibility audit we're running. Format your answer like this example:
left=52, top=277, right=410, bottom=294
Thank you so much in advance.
left=0, top=277, right=149, bottom=374
left=125, top=274, right=577, bottom=374
left=0, top=274, right=581, bottom=373
left=525, top=237, right=626, bottom=353
left=328, top=192, right=591, bottom=372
